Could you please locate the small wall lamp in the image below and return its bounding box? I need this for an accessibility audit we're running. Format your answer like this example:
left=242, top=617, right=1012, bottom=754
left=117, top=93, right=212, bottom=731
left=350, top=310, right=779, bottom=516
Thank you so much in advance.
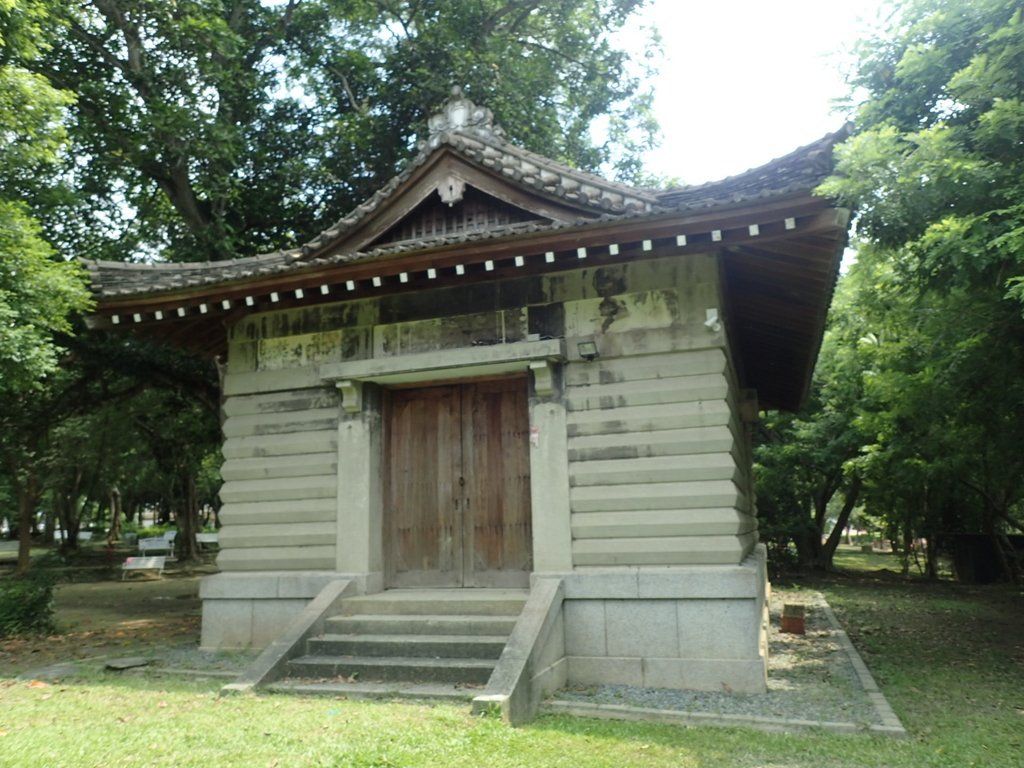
left=577, top=340, right=600, bottom=361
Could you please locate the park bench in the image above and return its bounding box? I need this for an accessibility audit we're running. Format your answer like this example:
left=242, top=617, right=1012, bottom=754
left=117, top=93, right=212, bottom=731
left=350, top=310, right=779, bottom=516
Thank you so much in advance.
left=138, top=531, right=176, bottom=556
left=121, top=555, right=166, bottom=579
left=196, top=532, right=219, bottom=549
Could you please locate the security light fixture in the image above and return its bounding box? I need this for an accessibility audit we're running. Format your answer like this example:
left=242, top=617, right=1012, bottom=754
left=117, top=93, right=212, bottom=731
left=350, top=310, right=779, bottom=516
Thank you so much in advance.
left=577, top=340, right=599, bottom=361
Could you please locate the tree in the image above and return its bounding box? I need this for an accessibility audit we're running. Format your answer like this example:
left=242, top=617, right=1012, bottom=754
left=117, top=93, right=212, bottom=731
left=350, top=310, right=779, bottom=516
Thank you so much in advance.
left=809, top=0, right=1024, bottom=580
left=1, top=12, right=93, bottom=571
left=0, top=65, right=91, bottom=392
left=18, top=0, right=657, bottom=263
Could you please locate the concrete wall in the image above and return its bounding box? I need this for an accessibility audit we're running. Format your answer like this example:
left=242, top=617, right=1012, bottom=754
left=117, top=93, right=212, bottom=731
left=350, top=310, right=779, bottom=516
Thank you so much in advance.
left=218, top=386, right=339, bottom=571
left=564, top=347, right=757, bottom=566
left=206, top=253, right=765, bottom=669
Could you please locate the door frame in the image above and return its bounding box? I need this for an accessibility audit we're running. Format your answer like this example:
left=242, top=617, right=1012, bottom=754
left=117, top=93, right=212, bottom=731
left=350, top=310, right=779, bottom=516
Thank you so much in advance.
left=323, top=338, right=573, bottom=589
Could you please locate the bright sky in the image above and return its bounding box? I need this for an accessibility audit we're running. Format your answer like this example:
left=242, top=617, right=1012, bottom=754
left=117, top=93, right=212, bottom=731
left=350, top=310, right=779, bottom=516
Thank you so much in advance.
left=623, top=0, right=890, bottom=184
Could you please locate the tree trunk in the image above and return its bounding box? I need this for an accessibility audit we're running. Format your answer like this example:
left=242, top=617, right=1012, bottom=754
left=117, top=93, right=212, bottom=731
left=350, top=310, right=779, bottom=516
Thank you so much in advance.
left=817, top=475, right=863, bottom=571
left=924, top=535, right=939, bottom=580
left=108, top=485, right=123, bottom=543
left=15, top=474, right=39, bottom=575
left=174, top=473, right=200, bottom=562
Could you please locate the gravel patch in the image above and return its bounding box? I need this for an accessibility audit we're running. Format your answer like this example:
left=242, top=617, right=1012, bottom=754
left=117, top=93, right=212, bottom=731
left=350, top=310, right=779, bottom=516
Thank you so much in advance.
left=550, top=590, right=889, bottom=731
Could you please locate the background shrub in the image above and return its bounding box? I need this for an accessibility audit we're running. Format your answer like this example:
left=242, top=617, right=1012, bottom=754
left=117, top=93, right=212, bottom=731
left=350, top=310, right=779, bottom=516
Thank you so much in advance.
left=0, top=571, right=57, bottom=637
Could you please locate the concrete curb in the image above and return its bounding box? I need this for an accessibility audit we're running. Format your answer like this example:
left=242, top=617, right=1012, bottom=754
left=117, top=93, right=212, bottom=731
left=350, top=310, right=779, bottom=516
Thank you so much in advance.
left=819, top=602, right=907, bottom=737
left=543, top=699, right=904, bottom=736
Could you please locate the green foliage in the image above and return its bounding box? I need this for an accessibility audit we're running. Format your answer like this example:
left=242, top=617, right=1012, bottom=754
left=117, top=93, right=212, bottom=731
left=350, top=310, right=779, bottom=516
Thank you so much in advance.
left=0, top=202, right=91, bottom=393
left=761, top=0, right=1024, bottom=578
left=0, top=63, right=92, bottom=394
left=0, top=570, right=56, bottom=637
left=754, top=290, right=872, bottom=573
left=14, top=0, right=658, bottom=263
left=135, top=525, right=173, bottom=540
left=822, top=0, right=1024, bottom=303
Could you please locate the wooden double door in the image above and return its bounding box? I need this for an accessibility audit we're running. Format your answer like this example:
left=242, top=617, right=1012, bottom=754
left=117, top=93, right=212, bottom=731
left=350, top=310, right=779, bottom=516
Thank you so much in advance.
left=384, top=377, right=533, bottom=588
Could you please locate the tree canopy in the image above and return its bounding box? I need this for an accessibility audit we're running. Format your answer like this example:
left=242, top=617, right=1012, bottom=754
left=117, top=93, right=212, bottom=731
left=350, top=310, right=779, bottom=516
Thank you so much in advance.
left=13, top=0, right=657, bottom=264
left=0, top=41, right=92, bottom=394
left=758, top=0, right=1024, bottom=580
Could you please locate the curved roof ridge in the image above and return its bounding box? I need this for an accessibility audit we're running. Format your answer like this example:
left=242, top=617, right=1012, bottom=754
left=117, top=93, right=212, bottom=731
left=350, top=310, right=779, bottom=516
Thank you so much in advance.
left=297, top=89, right=657, bottom=260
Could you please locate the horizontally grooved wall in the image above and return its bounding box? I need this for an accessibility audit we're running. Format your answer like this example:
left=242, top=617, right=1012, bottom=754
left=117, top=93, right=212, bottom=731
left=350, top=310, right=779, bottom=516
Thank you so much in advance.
left=566, top=348, right=757, bottom=566
left=218, top=387, right=339, bottom=571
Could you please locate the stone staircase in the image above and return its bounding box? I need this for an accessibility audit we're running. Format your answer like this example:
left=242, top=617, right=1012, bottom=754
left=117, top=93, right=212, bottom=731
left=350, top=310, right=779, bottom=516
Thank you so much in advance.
left=268, top=588, right=528, bottom=701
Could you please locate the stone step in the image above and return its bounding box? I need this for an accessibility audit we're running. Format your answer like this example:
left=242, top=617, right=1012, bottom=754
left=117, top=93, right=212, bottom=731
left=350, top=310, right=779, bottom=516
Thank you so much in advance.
left=306, top=633, right=508, bottom=659
left=337, top=589, right=528, bottom=617
left=325, top=613, right=519, bottom=637
left=266, top=680, right=479, bottom=702
left=287, top=655, right=497, bottom=685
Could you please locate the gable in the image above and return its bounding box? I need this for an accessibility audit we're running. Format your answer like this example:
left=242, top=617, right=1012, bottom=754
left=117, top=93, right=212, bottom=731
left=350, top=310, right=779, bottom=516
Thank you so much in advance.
left=371, top=186, right=548, bottom=248
left=307, top=149, right=636, bottom=259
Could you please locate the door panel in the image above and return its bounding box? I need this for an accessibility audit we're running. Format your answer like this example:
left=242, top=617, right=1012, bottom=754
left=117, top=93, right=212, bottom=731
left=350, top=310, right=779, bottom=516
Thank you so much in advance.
left=385, top=386, right=462, bottom=587
left=384, top=378, right=532, bottom=588
left=462, top=379, right=533, bottom=586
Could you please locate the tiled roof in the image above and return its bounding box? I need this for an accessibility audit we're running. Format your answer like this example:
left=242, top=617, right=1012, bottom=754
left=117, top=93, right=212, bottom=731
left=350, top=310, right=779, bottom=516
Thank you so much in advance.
left=656, top=126, right=849, bottom=210
left=85, top=91, right=847, bottom=301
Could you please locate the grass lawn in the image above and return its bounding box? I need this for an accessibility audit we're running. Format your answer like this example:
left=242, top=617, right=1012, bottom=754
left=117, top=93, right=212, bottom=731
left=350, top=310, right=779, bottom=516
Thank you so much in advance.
left=1, top=544, right=1021, bottom=767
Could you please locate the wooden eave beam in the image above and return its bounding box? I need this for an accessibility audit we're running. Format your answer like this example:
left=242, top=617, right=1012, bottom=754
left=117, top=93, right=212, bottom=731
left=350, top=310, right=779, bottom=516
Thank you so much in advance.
left=90, top=202, right=848, bottom=327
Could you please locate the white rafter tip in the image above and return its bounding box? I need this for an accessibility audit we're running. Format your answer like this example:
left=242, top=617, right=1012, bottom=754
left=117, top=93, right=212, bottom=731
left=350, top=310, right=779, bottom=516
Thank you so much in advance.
left=111, top=315, right=120, bottom=325
left=320, top=284, right=330, bottom=295
left=294, top=288, right=304, bottom=299
left=177, top=307, right=187, bottom=317
left=245, top=296, right=254, bottom=306
left=544, top=251, right=555, bottom=263
left=133, top=313, right=143, bottom=323
left=676, top=234, right=687, bottom=247
left=711, top=230, right=722, bottom=242
left=221, top=299, right=231, bottom=310
left=785, top=217, right=796, bottom=230
left=609, top=243, right=620, bottom=255
left=748, top=224, right=760, bottom=236
left=642, top=239, right=652, bottom=251
left=484, top=260, right=495, bottom=271
left=399, top=272, right=409, bottom=283
left=514, top=255, right=525, bottom=267
left=270, top=292, right=279, bottom=303
left=427, top=268, right=437, bottom=279
left=455, top=264, right=466, bottom=275
left=372, top=276, right=383, bottom=287
left=346, top=280, right=356, bottom=291
left=154, top=310, right=163, bottom=320
left=577, top=247, right=587, bottom=259
left=199, top=303, right=209, bottom=314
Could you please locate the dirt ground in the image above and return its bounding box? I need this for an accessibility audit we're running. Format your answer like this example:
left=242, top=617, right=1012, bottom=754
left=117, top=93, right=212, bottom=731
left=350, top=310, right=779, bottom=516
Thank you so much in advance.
left=1, top=559, right=208, bottom=677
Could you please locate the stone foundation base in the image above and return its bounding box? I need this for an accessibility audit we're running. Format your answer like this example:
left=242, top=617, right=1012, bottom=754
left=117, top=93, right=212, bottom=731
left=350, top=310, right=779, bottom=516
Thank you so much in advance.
left=199, top=571, right=381, bottom=650
left=200, top=550, right=769, bottom=698
left=541, top=545, right=769, bottom=694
